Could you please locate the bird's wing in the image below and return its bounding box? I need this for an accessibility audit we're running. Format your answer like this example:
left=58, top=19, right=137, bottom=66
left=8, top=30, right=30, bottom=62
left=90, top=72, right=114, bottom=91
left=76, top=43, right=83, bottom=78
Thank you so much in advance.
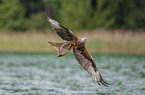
left=47, top=17, right=79, bottom=41
left=73, top=46, right=110, bottom=86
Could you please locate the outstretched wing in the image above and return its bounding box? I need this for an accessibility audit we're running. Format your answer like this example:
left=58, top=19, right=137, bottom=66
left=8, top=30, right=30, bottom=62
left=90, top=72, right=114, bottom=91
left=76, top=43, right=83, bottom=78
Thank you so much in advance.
left=47, top=17, right=79, bottom=41
left=45, top=5, right=79, bottom=41
left=73, top=46, right=110, bottom=86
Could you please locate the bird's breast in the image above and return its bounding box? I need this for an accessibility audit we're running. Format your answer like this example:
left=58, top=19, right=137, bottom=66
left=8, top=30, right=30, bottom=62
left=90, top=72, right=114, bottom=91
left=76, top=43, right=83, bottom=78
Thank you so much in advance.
left=75, top=40, right=85, bottom=48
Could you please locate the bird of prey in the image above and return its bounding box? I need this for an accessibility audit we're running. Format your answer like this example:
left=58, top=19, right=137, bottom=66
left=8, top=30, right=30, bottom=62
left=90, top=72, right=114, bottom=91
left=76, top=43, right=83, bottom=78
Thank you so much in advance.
left=47, top=11, right=110, bottom=86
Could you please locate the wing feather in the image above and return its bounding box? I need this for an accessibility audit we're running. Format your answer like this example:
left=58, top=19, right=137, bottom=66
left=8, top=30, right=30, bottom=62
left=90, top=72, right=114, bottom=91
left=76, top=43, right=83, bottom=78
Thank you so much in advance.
left=45, top=5, right=79, bottom=41
left=73, top=46, right=110, bottom=86
left=48, top=18, right=79, bottom=41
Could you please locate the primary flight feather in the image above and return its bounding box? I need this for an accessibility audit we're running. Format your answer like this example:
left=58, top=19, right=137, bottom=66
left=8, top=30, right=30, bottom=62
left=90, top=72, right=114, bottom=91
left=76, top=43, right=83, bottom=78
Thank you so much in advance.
left=47, top=9, right=110, bottom=86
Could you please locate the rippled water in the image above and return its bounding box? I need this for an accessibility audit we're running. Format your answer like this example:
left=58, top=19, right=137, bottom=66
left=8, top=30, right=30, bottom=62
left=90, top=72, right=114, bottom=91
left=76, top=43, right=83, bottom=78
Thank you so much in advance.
left=0, top=53, right=145, bottom=95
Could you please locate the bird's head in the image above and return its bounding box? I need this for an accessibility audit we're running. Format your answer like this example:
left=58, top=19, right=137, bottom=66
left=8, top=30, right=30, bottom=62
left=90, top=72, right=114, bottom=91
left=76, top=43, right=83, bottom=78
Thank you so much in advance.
left=80, top=37, right=87, bottom=43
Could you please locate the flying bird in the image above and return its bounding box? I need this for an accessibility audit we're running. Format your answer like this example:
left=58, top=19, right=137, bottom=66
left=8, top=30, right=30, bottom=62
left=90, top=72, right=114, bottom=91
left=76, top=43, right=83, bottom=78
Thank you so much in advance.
left=47, top=9, right=110, bottom=86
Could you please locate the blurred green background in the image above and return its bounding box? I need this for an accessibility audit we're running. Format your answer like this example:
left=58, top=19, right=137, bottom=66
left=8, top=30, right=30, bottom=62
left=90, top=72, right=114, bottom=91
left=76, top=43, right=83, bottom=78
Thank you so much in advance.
left=1, top=0, right=145, bottom=31
left=0, top=0, right=145, bottom=54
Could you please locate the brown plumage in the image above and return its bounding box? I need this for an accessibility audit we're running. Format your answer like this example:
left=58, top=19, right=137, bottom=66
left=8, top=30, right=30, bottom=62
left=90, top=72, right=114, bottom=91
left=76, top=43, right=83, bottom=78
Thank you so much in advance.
left=47, top=9, right=110, bottom=86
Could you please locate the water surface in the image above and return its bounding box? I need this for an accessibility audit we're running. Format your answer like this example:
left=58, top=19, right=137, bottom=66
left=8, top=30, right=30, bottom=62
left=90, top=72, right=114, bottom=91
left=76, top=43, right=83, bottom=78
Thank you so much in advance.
left=0, top=53, right=145, bottom=95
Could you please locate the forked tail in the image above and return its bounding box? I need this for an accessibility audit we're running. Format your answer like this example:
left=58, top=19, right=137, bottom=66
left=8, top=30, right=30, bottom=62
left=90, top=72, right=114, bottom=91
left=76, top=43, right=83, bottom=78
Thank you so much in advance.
left=48, top=41, right=73, bottom=57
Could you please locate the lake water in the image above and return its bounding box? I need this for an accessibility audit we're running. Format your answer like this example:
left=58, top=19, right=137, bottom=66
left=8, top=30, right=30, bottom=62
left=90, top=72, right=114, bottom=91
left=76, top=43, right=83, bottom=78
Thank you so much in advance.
left=0, top=53, right=145, bottom=95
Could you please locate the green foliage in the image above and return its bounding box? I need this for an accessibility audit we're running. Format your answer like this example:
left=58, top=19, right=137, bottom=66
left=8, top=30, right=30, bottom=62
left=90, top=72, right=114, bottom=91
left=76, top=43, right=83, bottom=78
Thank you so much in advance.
left=59, top=0, right=92, bottom=31
left=20, top=0, right=44, bottom=17
left=92, top=0, right=145, bottom=29
left=123, top=0, right=145, bottom=29
left=25, top=12, right=49, bottom=31
left=0, top=0, right=26, bottom=31
left=0, top=0, right=145, bottom=31
left=46, top=0, right=61, bottom=15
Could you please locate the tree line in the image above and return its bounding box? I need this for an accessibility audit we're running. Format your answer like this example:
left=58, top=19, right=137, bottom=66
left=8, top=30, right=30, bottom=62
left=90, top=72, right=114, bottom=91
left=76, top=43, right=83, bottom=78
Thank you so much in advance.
left=0, top=0, right=145, bottom=32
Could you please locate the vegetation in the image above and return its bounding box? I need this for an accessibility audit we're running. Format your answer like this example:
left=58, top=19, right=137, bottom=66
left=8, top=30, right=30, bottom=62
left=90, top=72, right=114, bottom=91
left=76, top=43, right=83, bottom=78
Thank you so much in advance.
left=0, top=30, right=145, bottom=55
left=0, top=0, right=145, bottom=31
left=0, top=0, right=145, bottom=54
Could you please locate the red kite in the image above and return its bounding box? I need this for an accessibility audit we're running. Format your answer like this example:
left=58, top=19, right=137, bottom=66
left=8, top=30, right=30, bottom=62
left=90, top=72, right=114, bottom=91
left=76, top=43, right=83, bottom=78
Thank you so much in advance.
left=47, top=13, right=110, bottom=86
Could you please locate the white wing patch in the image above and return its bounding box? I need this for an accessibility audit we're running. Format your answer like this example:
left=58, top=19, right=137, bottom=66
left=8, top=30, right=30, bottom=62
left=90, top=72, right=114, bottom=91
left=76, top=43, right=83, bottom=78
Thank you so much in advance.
left=48, top=18, right=62, bottom=29
left=88, top=65, right=101, bottom=83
